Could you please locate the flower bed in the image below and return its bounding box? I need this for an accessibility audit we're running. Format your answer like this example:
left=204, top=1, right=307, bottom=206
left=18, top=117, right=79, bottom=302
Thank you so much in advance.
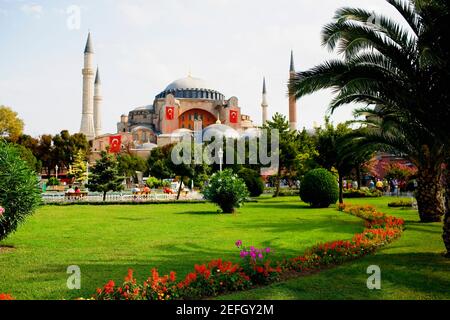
left=0, top=293, right=14, bottom=300
left=91, top=204, right=404, bottom=300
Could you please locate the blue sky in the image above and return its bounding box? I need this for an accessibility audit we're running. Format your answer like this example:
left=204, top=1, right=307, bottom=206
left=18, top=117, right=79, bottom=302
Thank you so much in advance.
left=0, top=0, right=401, bottom=137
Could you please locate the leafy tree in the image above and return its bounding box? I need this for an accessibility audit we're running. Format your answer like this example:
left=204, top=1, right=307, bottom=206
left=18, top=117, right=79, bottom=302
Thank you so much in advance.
left=191, top=163, right=211, bottom=190
left=68, top=150, right=88, bottom=184
left=263, top=113, right=298, bottom=197
left=36, top=134, right=55, bottom=176
left=118, top=153, right=148, bottom=185
left=384, top=163, right=417, bottom=182
left=313, top=118, right=375, bottom=204
left=86, top=151, right=124, bottom=201
left=238, top=168, right=265, bottom=197
left=0, top=106, right=24, bottom=142
left=17, top=134, right=39, bottom=155
left=168, top=141, right=197, bottom=200
left=52, top=130, right=90, bottom=171
left=147, top=145, right=174, bottom=180
left=12, top=144, right=41, bottom=173
left=0, top=142, right=41, bottom=241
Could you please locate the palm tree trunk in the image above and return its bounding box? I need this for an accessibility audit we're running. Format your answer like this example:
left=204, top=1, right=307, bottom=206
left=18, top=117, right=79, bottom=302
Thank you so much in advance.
left=443, top=162, right=450, bottom=258
left=338, top=172, right=344, bottom=204
left=356, top=166, right=362, bottom=190
left=416, top=164, right=445, bottom=222
left=177, top=179, right=183, bottom=201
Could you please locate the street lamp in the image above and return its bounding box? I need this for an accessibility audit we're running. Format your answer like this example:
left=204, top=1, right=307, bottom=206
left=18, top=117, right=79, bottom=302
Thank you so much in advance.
left=55, top=165, right=59, bottom=180
left=218, top=148, right=224, bottom=172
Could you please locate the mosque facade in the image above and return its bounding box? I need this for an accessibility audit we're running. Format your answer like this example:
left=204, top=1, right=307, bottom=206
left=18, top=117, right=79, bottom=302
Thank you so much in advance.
left=79, top=33, right=298, bottom=158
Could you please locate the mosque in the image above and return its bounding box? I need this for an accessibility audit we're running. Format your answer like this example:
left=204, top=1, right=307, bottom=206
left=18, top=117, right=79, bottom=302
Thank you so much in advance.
left=79, top=33, right=298, bottom=158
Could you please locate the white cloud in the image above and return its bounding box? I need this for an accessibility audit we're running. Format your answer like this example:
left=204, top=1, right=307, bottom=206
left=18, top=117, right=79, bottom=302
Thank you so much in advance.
left=20, top=4, right=43, bottom=18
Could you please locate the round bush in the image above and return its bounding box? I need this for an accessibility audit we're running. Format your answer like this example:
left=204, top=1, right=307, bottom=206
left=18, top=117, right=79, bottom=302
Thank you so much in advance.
left=299, top=168, right=338, bottom=208
left=47, top=177, right=60, bottom=186
left=0, top=142, right=41, bottom=241
left=203, top=169, right=249, bottom=213
left=237, top=168, right=264, bottom=197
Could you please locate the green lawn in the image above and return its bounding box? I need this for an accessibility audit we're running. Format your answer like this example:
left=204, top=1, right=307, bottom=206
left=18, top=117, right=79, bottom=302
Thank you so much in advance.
left=221, top=197, right=450, bottom=300
left=0, top=196, right=448, bottom=300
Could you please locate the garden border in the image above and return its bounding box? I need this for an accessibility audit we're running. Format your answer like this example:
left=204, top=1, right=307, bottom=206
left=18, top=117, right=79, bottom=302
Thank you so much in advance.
left=90, top=203, right=405, bottom=301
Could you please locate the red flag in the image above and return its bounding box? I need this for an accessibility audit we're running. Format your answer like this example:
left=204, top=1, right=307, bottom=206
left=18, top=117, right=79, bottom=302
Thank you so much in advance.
left=230, top=110, right=238, bottom=124
left=109, top=135, right=122, bottom=153
left=166, top=106, right=175, bottom=120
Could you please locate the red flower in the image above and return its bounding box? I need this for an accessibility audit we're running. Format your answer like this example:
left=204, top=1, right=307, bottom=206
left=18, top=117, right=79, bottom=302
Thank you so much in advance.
left=0, top=293, right=14, bottom=300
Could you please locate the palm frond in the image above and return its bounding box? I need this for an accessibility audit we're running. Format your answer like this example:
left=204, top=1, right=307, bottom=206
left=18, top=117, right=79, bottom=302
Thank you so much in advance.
left=386, top=0, right=421, bottom=36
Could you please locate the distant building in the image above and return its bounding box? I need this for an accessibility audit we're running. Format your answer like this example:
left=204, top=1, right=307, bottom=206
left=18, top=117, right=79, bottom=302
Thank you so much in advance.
left=79, top=33, right=300, bottom=159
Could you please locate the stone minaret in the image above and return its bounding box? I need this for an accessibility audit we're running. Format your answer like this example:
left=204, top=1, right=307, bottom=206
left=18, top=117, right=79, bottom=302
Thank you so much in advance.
left=94, top=67, right=102, bottom=137
left=80, top=32, right=96, bottom=141
left=261, top=77, right=268, bottom=125
left=289, top=50, right=297, bottom=131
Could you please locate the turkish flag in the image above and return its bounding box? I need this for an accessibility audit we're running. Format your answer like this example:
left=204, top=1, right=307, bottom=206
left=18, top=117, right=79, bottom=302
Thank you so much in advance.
left=166, top=106, right=175, bottom=120
left=109, top=135, right=122, bottom=153
left=230, top=110, right=239, bottom=124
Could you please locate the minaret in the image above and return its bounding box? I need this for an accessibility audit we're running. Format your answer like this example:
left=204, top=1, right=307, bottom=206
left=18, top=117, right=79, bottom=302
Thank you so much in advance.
left=261, top=77, right=268, bottom=125
left=289, top=50, right=297, bottom=131
left=94, top=67, right=102, bottom=137
left=80, top=32, right=96, bottom=141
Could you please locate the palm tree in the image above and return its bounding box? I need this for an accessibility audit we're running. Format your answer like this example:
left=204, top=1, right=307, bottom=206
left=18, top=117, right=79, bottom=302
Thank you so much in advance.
left=289, top=0, right=450, bottom=254
left=349, top=107, right=446, bottom=222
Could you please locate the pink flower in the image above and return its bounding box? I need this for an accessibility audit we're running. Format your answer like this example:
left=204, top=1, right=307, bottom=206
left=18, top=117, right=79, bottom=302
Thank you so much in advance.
left=235, top=240, right=242, bottom=248
left=0, top=207, right=4, bottom=216
left=265, top=247, right=271, bottom=253
left=258, top=253, right=263, bottom=259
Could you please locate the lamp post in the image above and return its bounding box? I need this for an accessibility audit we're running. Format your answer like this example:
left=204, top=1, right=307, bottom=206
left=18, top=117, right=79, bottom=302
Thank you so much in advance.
left=55, top=165, right=59, bottom=180
left=218, top=148, right=224, bottom=172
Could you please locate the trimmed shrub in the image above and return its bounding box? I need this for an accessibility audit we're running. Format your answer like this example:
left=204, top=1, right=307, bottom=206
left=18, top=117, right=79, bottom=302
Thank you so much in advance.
left=344, top=188, right=382, bottom=198
left=203, top=169, right=249, bottom=213
left=237, top=168, right=264, bottom=197
left=0, top=142, right=41, bottom=241
left=299, top=168, right=338, bottom=208
left=388, top=199, right=414, bottom=208
left=47, top=177, right=60, bottom=186
left=146, top=177, right=161, bottom=189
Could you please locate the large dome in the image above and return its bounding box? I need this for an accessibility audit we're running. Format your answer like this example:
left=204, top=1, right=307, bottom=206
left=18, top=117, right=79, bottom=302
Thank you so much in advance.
left=165, top=76, right=211, bottom=91
left=156, top=75, right=224, bottom=101
left=202, top=124, right=240, bottom=140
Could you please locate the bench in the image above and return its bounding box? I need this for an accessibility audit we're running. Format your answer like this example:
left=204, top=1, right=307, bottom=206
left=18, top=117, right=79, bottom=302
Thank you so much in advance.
left=65, top=192, right=88, bottom=200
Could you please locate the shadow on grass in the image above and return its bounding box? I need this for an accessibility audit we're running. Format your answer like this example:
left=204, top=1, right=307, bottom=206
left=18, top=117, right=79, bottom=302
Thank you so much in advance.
left=0, top=245, right=15, bottom=254
left=175, top=211, right=223, bottom=215
left=248, top=203, right=312, bottom=210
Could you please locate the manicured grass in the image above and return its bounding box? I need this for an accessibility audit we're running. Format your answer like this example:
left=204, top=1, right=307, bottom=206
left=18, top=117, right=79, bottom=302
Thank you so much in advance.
left=220, top=197, right=450, bottom=300
left=0, top=196, right=364, bottom=300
